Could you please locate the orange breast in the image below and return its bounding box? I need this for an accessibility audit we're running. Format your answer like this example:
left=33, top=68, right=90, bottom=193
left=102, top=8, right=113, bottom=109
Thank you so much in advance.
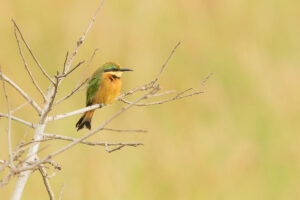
left=92, top=73, right=122, bottom=105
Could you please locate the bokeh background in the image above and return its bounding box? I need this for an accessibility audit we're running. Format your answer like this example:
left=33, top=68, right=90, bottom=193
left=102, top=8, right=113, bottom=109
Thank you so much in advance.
left=1, top=0, right=300, bottom=199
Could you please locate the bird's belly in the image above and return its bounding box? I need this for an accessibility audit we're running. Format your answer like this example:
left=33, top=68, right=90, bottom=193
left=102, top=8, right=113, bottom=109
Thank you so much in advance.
left=93, top=78, right=121, bottom=105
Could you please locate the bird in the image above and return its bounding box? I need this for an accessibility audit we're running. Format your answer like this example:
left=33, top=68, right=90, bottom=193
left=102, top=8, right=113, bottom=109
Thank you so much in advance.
left=76, top=62, right=132, bottom=131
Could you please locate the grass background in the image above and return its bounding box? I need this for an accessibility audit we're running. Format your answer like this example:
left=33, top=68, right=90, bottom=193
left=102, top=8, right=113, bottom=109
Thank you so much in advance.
left=1, top=0, right=300, bottom=199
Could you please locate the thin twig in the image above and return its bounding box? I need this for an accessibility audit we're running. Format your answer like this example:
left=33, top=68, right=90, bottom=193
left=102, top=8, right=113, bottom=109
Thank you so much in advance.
left=0, top=173, right=12, bottom=188
left=151, top=41, right=181, bottom=85
left=12, top=19, right=54, bottom=84
left=39, top=167, right=54, bottom=200
left=0, top=113, right=35, bottom=128
left=197, top=72, right=214, bottom=90
left=56, top=60, right=85, bottom=78
left=13, top=25, right=47, bottom=100
left=119, top=89, right=203, bottom=106
left=19, top=133, right=144, bottom=149
left=75, top=48, right=98, bottom=88
left=54, top=77, right=90, bottom=105
left=0, top=72, right=41, bottom=113
left=148, top=90, right=177, bottom=97
left=103, top=128, right=148, bottom=133
left=11, top=101, right=30, bottom=114
left=58, top=183, right=65, bottom=200
left=62, top=51, right=69, bottom=74
left=20, top=145, right=50, bottom=167
left=105, top=144, right=127, bottom=153
left=0, top=65, right=14, bottom=169
left=44, top=134, right=143, bottom=148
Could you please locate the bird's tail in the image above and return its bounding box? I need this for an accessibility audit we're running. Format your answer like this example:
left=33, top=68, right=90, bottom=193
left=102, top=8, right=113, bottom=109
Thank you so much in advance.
left=76, top=110, right=95, bottom=131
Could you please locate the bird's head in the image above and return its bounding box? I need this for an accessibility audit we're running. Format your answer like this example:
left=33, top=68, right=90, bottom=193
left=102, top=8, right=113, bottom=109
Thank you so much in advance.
left=102, top=62, right=132, bottom=78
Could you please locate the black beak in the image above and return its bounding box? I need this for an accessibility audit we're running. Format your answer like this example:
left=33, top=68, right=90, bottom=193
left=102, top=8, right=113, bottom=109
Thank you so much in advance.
left=119, top=68, right=133, bottom=72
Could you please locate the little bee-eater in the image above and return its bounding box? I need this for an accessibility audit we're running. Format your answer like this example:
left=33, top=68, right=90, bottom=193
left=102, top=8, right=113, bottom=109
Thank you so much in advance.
left=76, top=62, right=132, bottom=131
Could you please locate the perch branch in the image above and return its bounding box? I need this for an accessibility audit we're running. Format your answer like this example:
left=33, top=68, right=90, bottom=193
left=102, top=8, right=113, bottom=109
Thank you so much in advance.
left=47, top=103, right=103, bottom=121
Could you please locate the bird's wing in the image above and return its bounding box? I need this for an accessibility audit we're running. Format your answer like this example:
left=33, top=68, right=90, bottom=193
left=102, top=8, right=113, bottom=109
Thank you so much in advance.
left=86, top=75, right=101, bottom=106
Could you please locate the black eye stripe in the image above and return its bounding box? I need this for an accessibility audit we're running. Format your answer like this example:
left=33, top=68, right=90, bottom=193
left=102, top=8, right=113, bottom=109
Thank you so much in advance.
left=104, top=68, right=119, bottom=72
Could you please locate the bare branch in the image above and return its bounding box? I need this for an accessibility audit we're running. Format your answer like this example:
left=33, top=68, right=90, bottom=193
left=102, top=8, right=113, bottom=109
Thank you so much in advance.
left=47, top=103, right=103, bottom=121
left=41, top=77, right=60, bottom=121
left=20, top=145, right=50, bottom=168
left=0, top=72, right=41, bottom=113
left=62, top=51, right=69, bottom=74
left=12, top=19, right=54, bottom=84
left=105, top=144, right=127, bottom=153
left=103, top=128, right=147, bottom=133
left=18, top=133, right=143, bottom=149
left=117, top=82, right=153, bottom=100
left=119, top=89, right=203, bottom=106
left=198, top=72, right=214, bottom=90
left=151, top=41, right=181, bottom=85
left=0, top=65, right=14, bottom=169
left=0, top=173, right=12, bottom=188
left=55, top=77, right=90, bottom=105
left=0, top=113, right=35, bottom=128
left=39, top=167, right=54, bottom=200
left=56, top=60, right=85, bottom=78
left=44, top=133, right=143, bottom=148
left=75, top=48, right=98, bottom=88
left=11, top=101, right=30, bottom=114
left=149, top=90, right=177, bottom=97
left=58, top=183, right=65, bottom=200
left=13, top=26, right=47, bottom=100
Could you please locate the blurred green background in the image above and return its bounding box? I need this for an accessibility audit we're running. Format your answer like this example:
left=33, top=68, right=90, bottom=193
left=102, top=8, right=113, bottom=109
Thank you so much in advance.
left=1, top=0, right=300, bottom=199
